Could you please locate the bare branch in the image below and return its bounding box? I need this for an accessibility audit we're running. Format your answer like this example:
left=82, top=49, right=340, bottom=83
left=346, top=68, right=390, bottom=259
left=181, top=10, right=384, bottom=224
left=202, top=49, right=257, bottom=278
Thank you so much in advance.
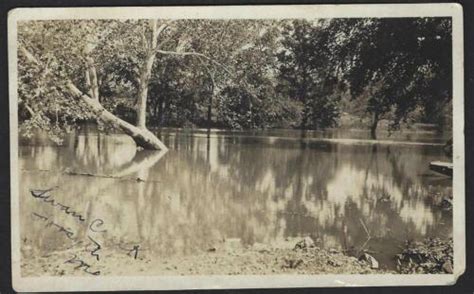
left=198, top=56, right=215, bottom=90
left=19, top=101, right=36, bottom=117
left=357, top=218, right=372, bottom=255
left=156, top=49, right=233, bottom=76
left=359, top=218, right=371, bottom=238
left=19, top=46, right=40, bottom=66
left=20, top=46, right=53, bottom=100
left=25, top=104, right=35, bottom=116
left=156, top=36, right=174, bottom=51
left=151, top=22, right=168, bottom=50
left=140, top=26, right=149, bottom=49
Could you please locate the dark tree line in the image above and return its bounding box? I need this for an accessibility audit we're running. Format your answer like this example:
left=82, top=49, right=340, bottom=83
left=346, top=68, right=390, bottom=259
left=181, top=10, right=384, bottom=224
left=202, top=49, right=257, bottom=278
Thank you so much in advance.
left=18, top=18, right=452, bottom=148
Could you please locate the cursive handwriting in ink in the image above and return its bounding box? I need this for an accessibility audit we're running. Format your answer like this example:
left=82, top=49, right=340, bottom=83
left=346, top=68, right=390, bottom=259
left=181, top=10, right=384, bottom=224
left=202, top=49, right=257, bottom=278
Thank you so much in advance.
left=118, top=244, right=142, bottom=259
left=89, top=218, right=107, bottom=233
left=86, top=236, right=101, bottom=261
left=32, top=212, right=76, bottom=241
left=64, top=254, right=100, bottom=276
left=128, top=245, right=140, bottom=259
left=32, top=212, right=48, bottom=221
left=30, top=188, right=86, bottom=222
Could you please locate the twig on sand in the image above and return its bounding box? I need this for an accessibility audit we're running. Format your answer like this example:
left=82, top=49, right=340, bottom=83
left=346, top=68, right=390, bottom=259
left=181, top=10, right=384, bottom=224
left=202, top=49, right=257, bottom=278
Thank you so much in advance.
left=357, top=218, right=372, bottom=256
left=64, top=171, right=161, bottom=183
left=21, top=168, right=161, bottom=183
left=359, top=218, right=371, bottom=238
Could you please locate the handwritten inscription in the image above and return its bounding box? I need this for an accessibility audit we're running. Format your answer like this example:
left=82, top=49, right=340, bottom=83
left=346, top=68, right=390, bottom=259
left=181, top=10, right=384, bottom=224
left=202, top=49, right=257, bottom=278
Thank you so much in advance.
left=30, top=187, right=145, bottom=276
left=65, top=254, right=101, bottom=276
left=32, top=212, right=76, bottom=241
left=119, top=244, right=141, bottom=260
left=89, top=219, right=107, bottom=233
left=30, top=188, right=86, bottom=222
left=87, top=236, right=102, bottom=261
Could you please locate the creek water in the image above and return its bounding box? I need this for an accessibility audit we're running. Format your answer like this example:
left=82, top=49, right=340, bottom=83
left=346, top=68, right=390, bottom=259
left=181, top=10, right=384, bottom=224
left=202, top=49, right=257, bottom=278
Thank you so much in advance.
left=19, top=128, right=452, bottom=270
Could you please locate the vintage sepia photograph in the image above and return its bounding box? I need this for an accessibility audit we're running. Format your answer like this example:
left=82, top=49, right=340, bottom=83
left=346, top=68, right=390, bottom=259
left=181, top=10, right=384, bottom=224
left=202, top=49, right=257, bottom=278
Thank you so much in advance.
left=9, top=4, right=464, bottom=291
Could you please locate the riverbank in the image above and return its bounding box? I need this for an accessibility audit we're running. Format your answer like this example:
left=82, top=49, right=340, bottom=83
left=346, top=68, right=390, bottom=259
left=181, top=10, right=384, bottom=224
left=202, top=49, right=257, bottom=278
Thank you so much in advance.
left=21, top=237, right=451, bottom=276
left=21, top=237, right=387, bottom=276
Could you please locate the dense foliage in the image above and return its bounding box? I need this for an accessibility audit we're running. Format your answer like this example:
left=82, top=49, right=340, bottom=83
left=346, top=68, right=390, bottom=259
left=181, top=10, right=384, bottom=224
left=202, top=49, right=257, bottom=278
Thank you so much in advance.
left=277, top=20, right=342, bottom=130
left=323, top=18, right=452, bottom=137
left=17, top=18, right=452, bottom=142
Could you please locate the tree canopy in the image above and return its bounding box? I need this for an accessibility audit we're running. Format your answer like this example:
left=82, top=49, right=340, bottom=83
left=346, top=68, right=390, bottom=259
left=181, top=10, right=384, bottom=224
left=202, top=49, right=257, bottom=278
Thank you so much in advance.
left=323, top=18, right=452, bottom=137
left=17, top=17, right=452, bottom=147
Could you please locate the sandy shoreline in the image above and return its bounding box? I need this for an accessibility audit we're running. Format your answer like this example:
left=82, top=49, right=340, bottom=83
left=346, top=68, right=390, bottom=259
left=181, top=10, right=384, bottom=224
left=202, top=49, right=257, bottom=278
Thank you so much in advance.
left=21, top=237, right=390, bottom=276
left=21, top=235, right=455, bottom=277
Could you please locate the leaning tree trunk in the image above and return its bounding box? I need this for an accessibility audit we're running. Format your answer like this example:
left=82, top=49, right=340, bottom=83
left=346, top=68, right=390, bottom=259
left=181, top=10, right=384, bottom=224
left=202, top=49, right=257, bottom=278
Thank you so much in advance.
left=20, top=29, right=168, bottom=151
left=66, top=82, right=168, bottom=150
left=21, top=20, right=223, bottom=150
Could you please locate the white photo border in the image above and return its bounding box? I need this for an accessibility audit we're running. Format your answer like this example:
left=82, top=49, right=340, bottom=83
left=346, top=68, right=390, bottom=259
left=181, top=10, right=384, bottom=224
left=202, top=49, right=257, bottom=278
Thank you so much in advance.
left=8, top=3, right=465, bottom=291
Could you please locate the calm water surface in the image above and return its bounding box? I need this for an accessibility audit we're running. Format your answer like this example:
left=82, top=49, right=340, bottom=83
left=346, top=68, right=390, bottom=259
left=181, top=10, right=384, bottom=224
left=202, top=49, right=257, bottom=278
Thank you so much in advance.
left=20, top=129, right=452, bottom=270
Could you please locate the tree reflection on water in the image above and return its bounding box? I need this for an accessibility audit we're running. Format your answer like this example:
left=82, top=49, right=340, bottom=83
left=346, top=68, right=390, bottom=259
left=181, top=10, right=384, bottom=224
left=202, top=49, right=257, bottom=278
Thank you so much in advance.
left=20, top=129, right=452, bottom=269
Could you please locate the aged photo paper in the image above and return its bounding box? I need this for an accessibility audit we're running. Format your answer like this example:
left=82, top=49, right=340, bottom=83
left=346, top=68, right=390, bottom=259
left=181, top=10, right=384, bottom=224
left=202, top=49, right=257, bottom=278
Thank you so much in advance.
left=9, top=3, right=464, bottom=291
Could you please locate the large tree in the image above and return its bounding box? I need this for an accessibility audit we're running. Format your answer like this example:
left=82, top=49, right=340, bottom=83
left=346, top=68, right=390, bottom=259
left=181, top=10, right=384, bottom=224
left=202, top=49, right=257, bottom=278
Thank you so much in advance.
left=277, top=20, right=341, bottom=131
left=18, top=19, right=230, bottom=150
left=324, top=18, right=452, bottom=138
left=216, top=20, right=296, bottom=129
left=146, top=20, right=262, bottom=129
